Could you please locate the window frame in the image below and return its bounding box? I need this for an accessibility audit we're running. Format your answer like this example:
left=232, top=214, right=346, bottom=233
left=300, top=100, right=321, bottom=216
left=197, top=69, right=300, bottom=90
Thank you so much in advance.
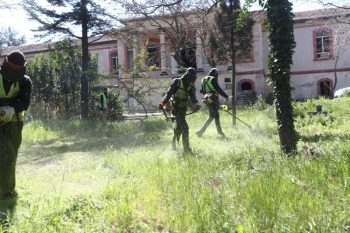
left=124, top=43, right=134, bottom=70
left=313, top=28, right=333, bottom=61
left=146, top=38, right=161, bottom=68
left=109, top=50, right=119, bottom=75
left=127, top=47, right=134, bottom=70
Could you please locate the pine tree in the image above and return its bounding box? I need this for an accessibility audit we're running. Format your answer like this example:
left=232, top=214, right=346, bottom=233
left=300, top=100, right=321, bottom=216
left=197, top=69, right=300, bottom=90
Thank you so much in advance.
left=0, top=27, right=26, bottom=47
left=23, top=0, right=118, bottom=119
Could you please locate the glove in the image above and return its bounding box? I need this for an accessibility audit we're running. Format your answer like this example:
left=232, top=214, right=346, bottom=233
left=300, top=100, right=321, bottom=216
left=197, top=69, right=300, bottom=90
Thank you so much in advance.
left=0, top=106, right=15, bottom=122
left=158, top=102, right=165, bottom=110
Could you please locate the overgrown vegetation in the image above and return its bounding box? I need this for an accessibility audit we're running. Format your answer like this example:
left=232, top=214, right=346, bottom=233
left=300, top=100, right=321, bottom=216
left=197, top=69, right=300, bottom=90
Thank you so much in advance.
left=22, top=0, right=121, bottom=119
left=0, top=97, right=349, bottom=232
left=26, top=39, right=124, bottom=120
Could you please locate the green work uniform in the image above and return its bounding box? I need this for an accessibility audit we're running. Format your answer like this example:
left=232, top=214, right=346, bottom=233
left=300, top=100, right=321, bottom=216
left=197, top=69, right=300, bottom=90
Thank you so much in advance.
left=197, top=75, right=229, bottom=137
left=162, top=75, right=198, bottom=153
left=0, top=74, right=30, bottom=198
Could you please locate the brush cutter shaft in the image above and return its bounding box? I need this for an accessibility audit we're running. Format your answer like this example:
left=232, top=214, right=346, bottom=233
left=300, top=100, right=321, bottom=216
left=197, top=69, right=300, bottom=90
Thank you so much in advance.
left=222, top=109, right=252, bottom=129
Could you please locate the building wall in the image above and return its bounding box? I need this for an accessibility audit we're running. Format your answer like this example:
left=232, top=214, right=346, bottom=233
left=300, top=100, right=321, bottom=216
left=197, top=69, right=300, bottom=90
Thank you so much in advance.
left=2, top=9, right=349, bottom=108
left=291, top=21, right=350, bottom=98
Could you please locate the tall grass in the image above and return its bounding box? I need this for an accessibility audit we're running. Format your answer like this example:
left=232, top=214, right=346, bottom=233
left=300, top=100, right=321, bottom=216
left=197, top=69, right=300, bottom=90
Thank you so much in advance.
left=1, top=97, right=350, bottom=232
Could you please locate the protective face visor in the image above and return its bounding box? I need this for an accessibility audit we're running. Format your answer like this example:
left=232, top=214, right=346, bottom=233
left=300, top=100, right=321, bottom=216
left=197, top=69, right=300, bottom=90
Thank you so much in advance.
left=7, top=57, right=27, bottom=69
left=1, top=58, right=27, bottom=82
left=186, top=73, right=197, bottom=85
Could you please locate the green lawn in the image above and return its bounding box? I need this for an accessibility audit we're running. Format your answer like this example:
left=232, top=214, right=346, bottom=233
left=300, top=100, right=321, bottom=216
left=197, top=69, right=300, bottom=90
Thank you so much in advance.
left=1, top=97, right=349, bottom=232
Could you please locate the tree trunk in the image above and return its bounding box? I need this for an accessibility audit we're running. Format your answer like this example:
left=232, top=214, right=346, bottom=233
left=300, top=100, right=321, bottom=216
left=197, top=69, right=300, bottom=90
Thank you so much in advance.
left=275, top=95, right=296, bottom=154
left=266, top=0, right=297, bottom=154
left=80, top=0, right=89, bottom=120
left=231, top=60, right=236, bottom=126
left=230, top=0, right=237, bottom=126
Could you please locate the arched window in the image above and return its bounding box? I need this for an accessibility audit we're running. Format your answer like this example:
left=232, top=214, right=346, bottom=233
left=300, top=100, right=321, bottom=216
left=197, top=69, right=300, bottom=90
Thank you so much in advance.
left=111, top=52, right=118, bottom=75
left=317, top=78, right=333, bottom=98
left=109, top=50, right=119, bottom=75
left=148, top=42, right=159, bottom=67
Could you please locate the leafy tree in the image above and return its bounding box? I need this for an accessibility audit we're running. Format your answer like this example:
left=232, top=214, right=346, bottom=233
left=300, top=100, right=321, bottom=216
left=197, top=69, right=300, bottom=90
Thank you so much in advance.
left=208, top=0, right=254, bottom=125
left=27, top=39, right=103, bottom=120
left=22, top=0, right=120, bottom=119
left=0, top=0, right=8, bottom=9
left=106, top=89, right=125, bottom=121
left=114, top=0, right=254, bottom=125
left=114, top=42, right=169, bottom=120
left=0, top=27, right=26, bottom=48
left=113, top=0, right=216, bottom=71
left=48, top=40, right=84, bottom=119
left=26, top=53, right=58, bottom=119
left=260, top=0, right=297, bottom=154
left=330, top=22, right=350, bottom=93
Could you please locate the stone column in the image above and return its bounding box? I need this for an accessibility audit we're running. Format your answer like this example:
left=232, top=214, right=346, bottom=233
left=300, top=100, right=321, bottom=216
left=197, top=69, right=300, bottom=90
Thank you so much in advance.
left=196, top=34, right=203, bottom=72
left=131, top=30, right=138, bottom=72
left=170, top=52, right=178, bottom=74
left=158, top=27, right=167, bottom=72
left=117, top=39, right=124, bottom=76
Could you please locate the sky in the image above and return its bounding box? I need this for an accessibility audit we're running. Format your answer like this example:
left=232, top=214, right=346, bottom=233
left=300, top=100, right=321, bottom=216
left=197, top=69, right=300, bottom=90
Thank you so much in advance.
left=0, top=1, right=324, bottom=46
left=0, top=5, right=41, bottom=45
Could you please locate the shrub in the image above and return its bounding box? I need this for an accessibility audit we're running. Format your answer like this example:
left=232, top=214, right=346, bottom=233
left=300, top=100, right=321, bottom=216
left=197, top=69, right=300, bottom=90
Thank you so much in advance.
left=254, top=94, right=268, bottom=110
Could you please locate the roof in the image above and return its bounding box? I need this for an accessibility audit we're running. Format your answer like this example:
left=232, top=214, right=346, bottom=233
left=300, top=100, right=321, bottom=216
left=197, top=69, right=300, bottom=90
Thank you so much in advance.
left=1, top=6, right=348, bottom=58
left=293, top=6, right=350, bottom=22
left=1, top=35, right=117, bottom=58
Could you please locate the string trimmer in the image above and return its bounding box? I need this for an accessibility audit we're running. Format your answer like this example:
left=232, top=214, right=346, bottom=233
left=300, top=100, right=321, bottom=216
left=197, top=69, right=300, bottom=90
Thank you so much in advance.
left=160, top=102, right=201, bottom=150
left=161, top=102, right=201, bottom=123
left=220, top=105, right=252, bottom=129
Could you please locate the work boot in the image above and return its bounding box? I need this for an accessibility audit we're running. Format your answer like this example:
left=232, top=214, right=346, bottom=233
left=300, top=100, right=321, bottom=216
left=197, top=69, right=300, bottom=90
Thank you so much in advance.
left=218, top=133, right=229, bottom=141
left=183, top=148, right=194, bottom=155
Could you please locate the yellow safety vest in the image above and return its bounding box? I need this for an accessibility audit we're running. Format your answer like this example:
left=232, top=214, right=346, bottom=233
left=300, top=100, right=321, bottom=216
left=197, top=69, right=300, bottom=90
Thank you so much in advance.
left=101, top=93, right=107, bottom=107
left=0, top=74, right=24, bottom=121
left=201, top=76, right=218, bottom=96
left=173, top=79, right=192, bottom=107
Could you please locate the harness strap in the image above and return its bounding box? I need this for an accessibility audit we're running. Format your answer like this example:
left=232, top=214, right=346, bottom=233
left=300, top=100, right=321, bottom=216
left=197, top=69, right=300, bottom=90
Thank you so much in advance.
left=202, top=77, right=215, bottom=94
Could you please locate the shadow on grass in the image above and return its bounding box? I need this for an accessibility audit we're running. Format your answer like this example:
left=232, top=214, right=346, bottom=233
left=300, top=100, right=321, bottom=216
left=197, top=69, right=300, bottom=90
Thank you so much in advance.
left=20, top=118, right=172, bottom=165
left=298, top=132, right=350, bottom=143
